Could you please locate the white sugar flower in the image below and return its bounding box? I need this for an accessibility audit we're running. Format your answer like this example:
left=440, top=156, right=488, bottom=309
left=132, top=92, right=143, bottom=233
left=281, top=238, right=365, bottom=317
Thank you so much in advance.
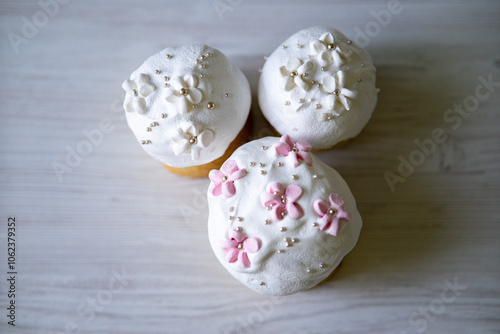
left=171, top=122, right=214, bottom=161
left=322, top=71, right=358, bottom=114
left=164, top=75, right=204, bottom=114
left=122, top=73, right=156, bottom=114
left=279, top=58, right=313, bottom=92
left=310, top=33, right=352, bottom=68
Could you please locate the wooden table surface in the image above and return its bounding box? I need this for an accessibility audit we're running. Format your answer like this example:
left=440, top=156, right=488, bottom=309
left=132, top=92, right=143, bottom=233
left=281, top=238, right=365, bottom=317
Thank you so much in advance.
left=1, top=0, right=499, bottom=333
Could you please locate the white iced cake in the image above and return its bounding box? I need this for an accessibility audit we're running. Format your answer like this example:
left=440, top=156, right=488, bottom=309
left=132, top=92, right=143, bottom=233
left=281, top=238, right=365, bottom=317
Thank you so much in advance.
left=259, top=26, right=379, bottom=149
left=123, top=44, right=251, bottom=167
left=207, top=135, right=362, bottom=295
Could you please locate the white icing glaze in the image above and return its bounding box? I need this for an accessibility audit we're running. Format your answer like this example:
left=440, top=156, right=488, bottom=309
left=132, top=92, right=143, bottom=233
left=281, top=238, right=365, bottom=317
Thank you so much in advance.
left=207, top=137, right=362, bottom=296
left=124, top=44, right=251, bottom=167
left=258, top=26, right=379, bottom=150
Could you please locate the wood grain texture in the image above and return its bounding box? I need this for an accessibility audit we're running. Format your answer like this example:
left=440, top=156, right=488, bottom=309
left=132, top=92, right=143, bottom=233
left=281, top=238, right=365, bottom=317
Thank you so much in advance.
left=0, top=0, right=499, bottom=333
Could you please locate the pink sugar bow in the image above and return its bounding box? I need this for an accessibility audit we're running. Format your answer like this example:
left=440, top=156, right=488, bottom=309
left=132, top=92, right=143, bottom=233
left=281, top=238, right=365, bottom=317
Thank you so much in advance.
left=209, top=160, right=247, bottom=199
left=274, top=135, right=313, bottom=168
left=222, top=230, right=261, bottom=268
left=260, top=182, right=304, bottom=222
left=313, top=193, right=351, bottom=236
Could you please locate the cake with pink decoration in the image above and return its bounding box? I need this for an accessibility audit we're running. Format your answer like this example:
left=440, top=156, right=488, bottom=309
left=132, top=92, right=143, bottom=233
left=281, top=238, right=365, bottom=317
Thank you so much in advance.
left=259, top=26, right=379, bottom=150
left=122, top=44, right=251, bottom=177
left=207, top=135, right=362, bottom=295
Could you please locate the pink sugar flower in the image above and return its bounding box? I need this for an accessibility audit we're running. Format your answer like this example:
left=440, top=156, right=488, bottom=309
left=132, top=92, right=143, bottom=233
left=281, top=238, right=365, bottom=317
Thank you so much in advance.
left=274, top=135, right=313, bottom=168
left=209, top=160, right=247, bottom=199
left=222, top=229, right=261, bottom=268
left=313, top=193, right=351, bottom=236
left=261, top=182, right=304, bottom=222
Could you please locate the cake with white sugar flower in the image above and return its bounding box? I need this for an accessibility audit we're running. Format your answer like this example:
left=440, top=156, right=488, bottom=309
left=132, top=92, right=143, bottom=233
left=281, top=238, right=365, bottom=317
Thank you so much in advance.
left=259, top=26, right=379, bottom=150
left=122, top=44, right=251, bottom=177
left=207, top=135, right=362, bottom=295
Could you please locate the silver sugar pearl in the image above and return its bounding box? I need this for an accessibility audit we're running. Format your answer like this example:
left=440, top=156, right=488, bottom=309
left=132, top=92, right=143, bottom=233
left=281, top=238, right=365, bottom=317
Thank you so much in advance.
left=322, top=113, right=334, bottom=122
